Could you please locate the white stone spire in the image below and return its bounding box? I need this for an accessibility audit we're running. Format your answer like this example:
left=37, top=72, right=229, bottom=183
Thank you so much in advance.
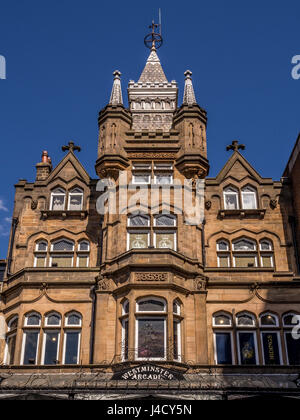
left=109, top=70, right=123, bottom=105
left=183, top=70, right=197, bottom=105
left=138, top=46, right=168, bottom=84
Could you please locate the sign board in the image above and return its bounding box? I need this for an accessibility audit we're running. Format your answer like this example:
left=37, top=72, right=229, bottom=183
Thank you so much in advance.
left=112, top=364, right=185, bottom=381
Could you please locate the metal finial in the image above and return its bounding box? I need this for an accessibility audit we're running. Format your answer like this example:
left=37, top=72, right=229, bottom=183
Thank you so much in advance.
left=144, top=19, right=163, bottom=50
left=226, top=140, right=245, bottom=152
left=62, top=141, right=81, bottom=153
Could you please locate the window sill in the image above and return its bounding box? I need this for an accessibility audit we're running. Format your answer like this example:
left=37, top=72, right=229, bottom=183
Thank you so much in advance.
left=41, top=210, right=88, bottom=220
left=218, top=209, right=266, bottom=219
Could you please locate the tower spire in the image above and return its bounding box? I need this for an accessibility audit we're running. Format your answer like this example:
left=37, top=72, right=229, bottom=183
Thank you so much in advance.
left=109, top=70, right=123, bottom=106
left=183, top=70, right=197, bottom=106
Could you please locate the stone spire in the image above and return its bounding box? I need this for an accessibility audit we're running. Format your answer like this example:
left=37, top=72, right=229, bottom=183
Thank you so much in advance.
left=109, top=70, right=123, bottom=105
left=138, top=47, right=168, bottom=83
left=183, top=70, right=197, bottom=105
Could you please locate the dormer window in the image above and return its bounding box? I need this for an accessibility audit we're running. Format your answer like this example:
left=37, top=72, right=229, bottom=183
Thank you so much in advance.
left=223, top=186, right=239, bottom=210
left=50, top=188, right=66, bottom=211
left=68, top=188, right=83, bottom=211
left=241, top=186, right=257, bottom=209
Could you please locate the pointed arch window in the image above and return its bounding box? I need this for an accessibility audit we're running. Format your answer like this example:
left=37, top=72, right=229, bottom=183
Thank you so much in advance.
left=217, top=240, right=230, bottom=268
left=68, top=187, right=83, bottom=211
left=241, top=186, right=257, bottom=210
left=50, top=239, right=75, bottom=268
left=34, top=240, right=48, bottom=268
left=154, top=214, right=177, bottom=251
left=213, top=313, right=234, bottom=365
left=63, top=312, right=82, bottom=365
left=127, top=214, right=150, bottom=250
left=173, top=300, right=182, bottom=361
left=233, top=238, right=257, bottom=268
left=77, top=240, right=90, bottom=267
left=50, top=188, right=66, bottom=211
left=5, top=316, right=18, bottom=365
left=22, top=312, right=41, bottom=365
left=236, top=313, right=258, bottom=365
left=223, top=186, right=239, bottom=210
left=259, top=239, right=274, bottom=268
left=121, top=300, right=129, bottom=361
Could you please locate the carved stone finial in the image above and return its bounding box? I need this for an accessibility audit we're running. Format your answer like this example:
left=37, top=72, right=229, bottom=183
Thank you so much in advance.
left=226, top=140, right=245, bottom=153
left=183, top=70, right=197, bottom=106
left=109, top=70, right=123, bottom=106
left=62, top=141, right=81, bottom=154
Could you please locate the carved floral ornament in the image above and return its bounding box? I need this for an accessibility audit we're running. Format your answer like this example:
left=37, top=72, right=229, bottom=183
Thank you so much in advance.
left=135, top=272, right=168, bottom=282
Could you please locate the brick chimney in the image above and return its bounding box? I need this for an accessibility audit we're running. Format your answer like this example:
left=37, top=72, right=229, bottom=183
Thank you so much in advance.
left=36, top=151, right=52, bottom=181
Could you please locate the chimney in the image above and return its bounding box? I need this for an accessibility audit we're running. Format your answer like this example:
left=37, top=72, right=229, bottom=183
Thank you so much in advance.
left=36, top=151, right=52, bottom=181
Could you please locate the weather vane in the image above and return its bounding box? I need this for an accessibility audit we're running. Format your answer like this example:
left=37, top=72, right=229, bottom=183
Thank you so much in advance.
left=144, top=9, right=163, bottom=50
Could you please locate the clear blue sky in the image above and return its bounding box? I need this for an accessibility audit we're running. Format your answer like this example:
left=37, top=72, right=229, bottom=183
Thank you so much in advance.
left=0, top=0, right=299, bottom=257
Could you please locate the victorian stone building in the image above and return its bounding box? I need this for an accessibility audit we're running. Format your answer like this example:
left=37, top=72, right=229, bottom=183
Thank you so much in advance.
left=0, top=39, right=299, bottom=400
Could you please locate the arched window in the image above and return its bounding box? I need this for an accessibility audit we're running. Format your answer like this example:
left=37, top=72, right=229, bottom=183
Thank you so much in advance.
left=42, top=312, right=62, bottom=365
left=122, top=300, right=129, bottom=361
left=34, top=240, right=48, bottom=268
left=77, top=240, right=90, bottom=268
left=173, top=300, right=182, bottom=361
left=241, top=186, right=257, bottom=209
left=63, top=312, right=82, bottom=365
left=136, top=297, right=167, bottom=360
left=259, top=239, right=274, bottom=268
left=5, top=316, right=18, bottom=365
left=68, top=187, right=83, bottom=211
left=127, top=214, right=150, bottom=250
left=22, top=313, right=41, bottom=365
left=236, top=312, right=258, bottom=365
left=50, top=239, right=75, bottom=268
left=154, top=215, right=177, bottom=251
left=259, top=313, right=282, bottom=365
left=282, top=312, right=300, bottom=366
left=213, top=313, right=233, bottom=365
left=232, top=238, right=257, bottom=268
left=50, top=188, right=66, bottom=211
left=223, top=186, right=239, bottom=210
left=217, top=240, right=230, bottom=268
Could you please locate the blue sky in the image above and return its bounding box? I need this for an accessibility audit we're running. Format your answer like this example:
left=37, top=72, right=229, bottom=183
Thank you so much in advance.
left=0, top=0, right=299, bottom=257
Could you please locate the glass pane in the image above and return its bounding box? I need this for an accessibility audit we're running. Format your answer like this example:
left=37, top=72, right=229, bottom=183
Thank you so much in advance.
left=173, top=321, right=180, bottom=360
left=217, top=241, right=229, bottom=251
left=284, top=314, right=298, bottom=326
left=234, top=255, right=256, bottom=267
left=173, top=302, right=180, bottom=315
left=238, top=332, right=257, bottom=365
left=137, top=318, right=165, bottom=359
left=51, top=256, right=73, bottom=267
left=242, top=193, right=256, bottom=209
left=52, top=195, right=65, bottom=211
left=233, top=240, right=256, bottom=251
left=79, top=241, right=89, bottom=251
left=261, top=314, right=276, bottom=326
left=156, top=233, right=175, bottom=249
left=44, top=332, right=59, bottom=365
left=156, top=175, right=172, bottom=185
left=214, top=315, right=231, bottom=326
left=262, top=333, right=281, bottom=365
left=133, top=175, right=150, bottom=184
left=7, top=335, right=16, bottom=364
left=155, top=216, right=175, bottom=226
left=215, top=333, right=232, bottom=364
left=129, top=216, right=149, bottom=227
left=129, top=233, right=149, bottom=249
left=285, top=333, right=300, bottom=365
left=123, top=320, right=129, bottom=360
left=37, top=242, right=47, bottom=251
left=78, top=255, right=88, bottom=268
left=67, top=314, right=81, bottom=326
left=123, top=301, right=129, bottom=314
left=47, top=314, right=60, bottom=326
left=262, top=256, right=273, bottom=268
left=224, top=194, right=238, bottom=210
left=23, top=331, right=39, bottom=365
left=237, top=315, right=254, bottom=326
left=69, top=195, right=83, bottom=211
left=260, top=241, right=272, bottom=251
left=64, top=332, right=80, bottom=364
left=218, top=255, right=230, bottom=268
left=9, top=318, right=18, bottom=330
left=35, top=255, right=46, bottom=268
left=52, top=240, right=74, bottom=251
left=27, top=314, right=40, bottom=326
left=138, top=299, right=165, bottom=312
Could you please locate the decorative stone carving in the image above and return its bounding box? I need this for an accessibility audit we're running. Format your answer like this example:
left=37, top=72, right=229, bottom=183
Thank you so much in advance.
left=127, top=152, right=177, bottom=159
left=270, top=199, right=278, bottom=209
left=31, top=200, right=38, bottom=210
left=135, top=272, right=168, bottom=282
left=194, top=278, right=207, bottom=291
left=205, top=200, right=212, bottom=210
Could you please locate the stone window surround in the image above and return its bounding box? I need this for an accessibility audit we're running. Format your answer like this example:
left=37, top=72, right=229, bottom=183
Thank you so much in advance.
left=212, top=311, right=300, bottom=366
left=50, top=187, right=84, bottom=212
left=17, top=311, right=82, bottom=366
left=223, top=185, right=259, bottom=211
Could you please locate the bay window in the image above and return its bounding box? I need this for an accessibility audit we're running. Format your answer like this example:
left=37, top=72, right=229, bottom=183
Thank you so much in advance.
left=5, top=317, right=18, bottom=365
left=233, top=239, right=257, bottom=268
left=213, top=313, right=233, bottom=365
left=22, top=312, right=41, bottom=365
left=50, top=239, right=75, bottom=267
